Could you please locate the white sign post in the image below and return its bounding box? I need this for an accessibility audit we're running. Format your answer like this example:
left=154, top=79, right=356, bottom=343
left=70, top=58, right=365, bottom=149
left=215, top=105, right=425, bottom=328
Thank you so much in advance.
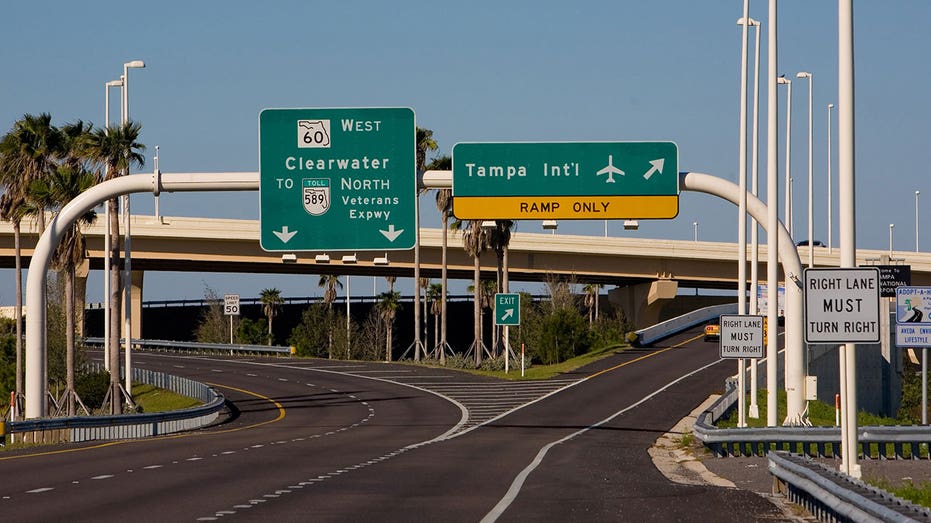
left=224, top=294, right=240, bottom=344
left=804, top=267, right=880, bottom=478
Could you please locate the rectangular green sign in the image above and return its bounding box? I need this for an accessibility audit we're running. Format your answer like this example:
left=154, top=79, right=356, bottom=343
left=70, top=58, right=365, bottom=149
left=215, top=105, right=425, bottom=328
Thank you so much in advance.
left=494, top=293, right=521, bottom=326
left=259, top=107, right=416, bottom=252
left=452, top=142, right=678, bottom=220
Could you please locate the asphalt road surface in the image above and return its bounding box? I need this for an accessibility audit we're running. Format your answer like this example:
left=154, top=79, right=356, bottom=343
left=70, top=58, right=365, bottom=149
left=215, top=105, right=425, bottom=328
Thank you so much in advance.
left=0, top=328, right=789, bottom=522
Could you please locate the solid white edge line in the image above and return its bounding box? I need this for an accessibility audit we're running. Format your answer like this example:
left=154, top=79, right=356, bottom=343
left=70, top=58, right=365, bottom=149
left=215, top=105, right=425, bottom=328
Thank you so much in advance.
left=480, top=356, right=727, bottom=523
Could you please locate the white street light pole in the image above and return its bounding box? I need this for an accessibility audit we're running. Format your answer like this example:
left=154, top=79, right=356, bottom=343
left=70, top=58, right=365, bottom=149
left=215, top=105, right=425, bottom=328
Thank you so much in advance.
left=739, top=15, right=762, bottom=420
left=797, top=72, right=814, bottom=268
left=777, top=75, right=793, bottom=239
left=839, top=0, right=860, bottom=478
left=121, top=60, right=145, bottom=396
left=736, top=0, right=751, bottom=429
left=766, top=0, right=780, bottom=427
left=103, top=78, right=122, bottom=372
left=828, top=103, right=835, bottom=253
left=693, top=221, right=698, bottom=242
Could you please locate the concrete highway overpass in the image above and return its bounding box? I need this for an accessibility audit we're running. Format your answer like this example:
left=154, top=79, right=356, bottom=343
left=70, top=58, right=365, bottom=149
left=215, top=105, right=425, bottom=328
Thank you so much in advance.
left=3, top=215, right=930, bottom=329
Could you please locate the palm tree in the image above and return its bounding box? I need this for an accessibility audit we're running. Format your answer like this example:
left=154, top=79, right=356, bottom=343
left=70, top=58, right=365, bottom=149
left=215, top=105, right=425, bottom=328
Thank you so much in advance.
left=428, top=154, right=452, bottom=364
left=583, top=283, right=601, bottom=325
left=84, top=121, right=145, bottom=414
left=454, top=219, right=489, bottom=366
left=419, top=277, right=431, bottom=354
left=377, top=291, right=401, bottom=362
left=0, top=113, right=64, bottom=411
left=318, top=275, right=343, bottom=357
left=1, top=114, right=63, bottom=232
left=260, top=288, right=283, bottom=345
left=487, top=220, right=514, bottom=356
left=385, top=275, right=397, bottom=293
left=30, top=165, right=97, bottom=415
left=427, top=283, right=443, bottom=359
left=468, top=279, right=498, bottom=354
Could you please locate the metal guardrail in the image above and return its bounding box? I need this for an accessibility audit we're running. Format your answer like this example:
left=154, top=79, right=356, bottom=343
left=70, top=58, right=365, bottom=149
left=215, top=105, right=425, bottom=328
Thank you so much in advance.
left=83, top=337, right=292, bottom=356
left=769, top=451, right=931, bottom=522
left=693, top=380, right=931, bottom=459
left=7, top=363, right=226, bottom=443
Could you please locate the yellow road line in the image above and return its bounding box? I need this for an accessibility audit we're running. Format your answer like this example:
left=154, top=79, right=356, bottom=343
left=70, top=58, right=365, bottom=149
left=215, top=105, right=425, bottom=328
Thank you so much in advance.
left=0, top=381, right=286, bottom=461
left=586, top=333, right=704, bottom=380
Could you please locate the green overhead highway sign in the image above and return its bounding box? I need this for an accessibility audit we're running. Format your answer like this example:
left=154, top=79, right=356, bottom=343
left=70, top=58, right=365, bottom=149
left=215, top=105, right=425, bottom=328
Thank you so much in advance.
left=452, top=141, right=678, bottom=220
left=259, top=107, right=416, bottom=252
left=495, top=293, right=521, bottom=326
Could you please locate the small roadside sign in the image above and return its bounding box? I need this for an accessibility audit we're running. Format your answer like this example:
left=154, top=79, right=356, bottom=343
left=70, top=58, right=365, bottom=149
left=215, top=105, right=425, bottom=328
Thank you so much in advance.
left=224, top=294, right=241, bottom=316
left=873, top=265, right=911, bottom=298
left=719, top=314, right=765, bottom=359
left=896, top=286, right=931, bottom=325
left=896, top=324, right=931, bottom=348
left=804, top=267, right=881, bottom=344
left=494, top=293, right=520, bottom=326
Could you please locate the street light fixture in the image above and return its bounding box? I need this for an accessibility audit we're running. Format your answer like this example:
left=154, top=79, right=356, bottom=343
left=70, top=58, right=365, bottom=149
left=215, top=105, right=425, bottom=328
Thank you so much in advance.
left=917, top=190, right=921, bottom=252
left=796, top=71, right=813, bottom=268
left=889, top=223, right=895, bottom=257
left=777, top=75, right=793, bottom=238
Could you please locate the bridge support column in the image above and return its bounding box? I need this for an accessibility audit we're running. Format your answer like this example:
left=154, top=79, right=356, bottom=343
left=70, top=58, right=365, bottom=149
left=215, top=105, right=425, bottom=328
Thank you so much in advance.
left=120, top=270, right=144, bottom=339
left=608, top=279, right=678, bottom=329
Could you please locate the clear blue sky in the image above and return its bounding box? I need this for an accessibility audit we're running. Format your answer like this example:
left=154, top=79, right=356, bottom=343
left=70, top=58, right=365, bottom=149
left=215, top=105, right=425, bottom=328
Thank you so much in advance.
left=2, top=1, right=929, bottom=303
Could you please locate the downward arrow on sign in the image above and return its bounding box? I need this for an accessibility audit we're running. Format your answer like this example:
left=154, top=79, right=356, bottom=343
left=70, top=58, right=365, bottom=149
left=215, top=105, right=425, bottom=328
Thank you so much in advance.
left=273, top=226, right=298, bottom=243
left=379, top=224, right=404, bottom=242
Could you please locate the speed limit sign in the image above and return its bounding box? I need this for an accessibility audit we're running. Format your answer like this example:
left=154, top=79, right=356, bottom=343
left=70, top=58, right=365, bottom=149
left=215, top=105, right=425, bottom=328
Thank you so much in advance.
left=224, top=294, right=240, bottom=316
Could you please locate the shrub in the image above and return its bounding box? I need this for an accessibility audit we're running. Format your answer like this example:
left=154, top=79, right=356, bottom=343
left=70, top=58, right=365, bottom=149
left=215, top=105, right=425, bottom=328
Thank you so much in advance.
left=75, top=370, right=111, bottom=410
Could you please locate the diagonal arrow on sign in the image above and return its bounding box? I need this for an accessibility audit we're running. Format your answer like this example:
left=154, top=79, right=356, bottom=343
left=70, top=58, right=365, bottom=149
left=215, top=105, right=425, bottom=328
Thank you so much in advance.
left=500, top=308, right=514, bottom=321
left=273, top=226, right=298, bottom=243
left=379, top=224, right=404, bottom=242
left=642, top=158, right=665, bottom=180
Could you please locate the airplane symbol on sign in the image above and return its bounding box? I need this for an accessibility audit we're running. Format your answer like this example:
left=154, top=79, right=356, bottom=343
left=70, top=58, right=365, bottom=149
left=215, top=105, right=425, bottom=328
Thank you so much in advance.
left=596, top=155, right=624, bottom=183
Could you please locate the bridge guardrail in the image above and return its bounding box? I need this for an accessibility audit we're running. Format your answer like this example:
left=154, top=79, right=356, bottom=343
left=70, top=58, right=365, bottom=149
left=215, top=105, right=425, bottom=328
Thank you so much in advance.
left=7, top=363, right=226, bottom=443
left=694, top=380, right=931, bottom=459
left=83, top=337, right=292, bottom=356
left=769, top=451, right=931, bottom=522
left=631, top=302, right=738, bottom=346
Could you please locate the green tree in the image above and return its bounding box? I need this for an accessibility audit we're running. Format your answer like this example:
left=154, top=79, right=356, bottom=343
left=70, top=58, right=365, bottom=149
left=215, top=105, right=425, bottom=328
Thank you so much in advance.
left=237, top=317, right=269, bottom=345
left=377, top=291, right=401, bottom=362
left=84, top=121, right=145, bottom=414
left=29, top=165, right=97, bottom=415
left=288, top=303, right=330, bottom=358
left=195, top=287, right=228, bottom=344
left=259, top=288, right=283, bottom=345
